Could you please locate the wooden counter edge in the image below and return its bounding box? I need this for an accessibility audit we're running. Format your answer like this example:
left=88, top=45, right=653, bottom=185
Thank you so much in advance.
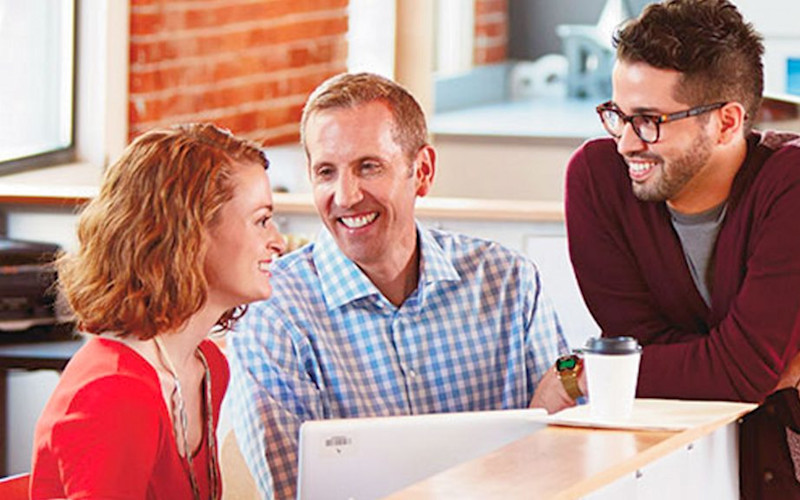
left=554, top=402, right=757, bottom=499
left=387, top=402, right=756, bottom=500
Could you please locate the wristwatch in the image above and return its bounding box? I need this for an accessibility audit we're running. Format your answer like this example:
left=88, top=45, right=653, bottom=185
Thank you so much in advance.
left=555, top=354, right=584, bottom=400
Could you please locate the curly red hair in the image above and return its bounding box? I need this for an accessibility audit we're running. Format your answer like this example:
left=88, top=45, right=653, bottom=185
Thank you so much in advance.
left=58, top=123, right=268, bottom=338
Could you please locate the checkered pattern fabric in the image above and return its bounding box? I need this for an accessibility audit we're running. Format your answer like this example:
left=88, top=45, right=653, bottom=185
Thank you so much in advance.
left=226, top=224, right=568, bottom=499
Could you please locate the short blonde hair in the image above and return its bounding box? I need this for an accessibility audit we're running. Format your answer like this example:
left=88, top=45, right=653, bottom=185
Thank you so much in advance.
left=58, top=123, right=268, bottom=338
left=301, top=72, right=429, bottom=163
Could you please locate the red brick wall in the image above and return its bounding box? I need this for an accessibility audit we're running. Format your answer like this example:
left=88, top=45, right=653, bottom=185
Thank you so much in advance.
left=474, top=0, right=507, bottom=65
left=128, top=0, right=349, bottom=145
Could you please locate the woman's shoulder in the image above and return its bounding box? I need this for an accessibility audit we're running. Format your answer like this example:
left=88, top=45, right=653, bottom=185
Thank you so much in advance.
left=62, top=337, right=159, bottom=388
left=39, top=340, right=165, bottom=434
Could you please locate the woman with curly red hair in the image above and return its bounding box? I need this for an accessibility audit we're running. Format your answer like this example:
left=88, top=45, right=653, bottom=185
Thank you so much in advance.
left=30, top=123, right=285, bottom=499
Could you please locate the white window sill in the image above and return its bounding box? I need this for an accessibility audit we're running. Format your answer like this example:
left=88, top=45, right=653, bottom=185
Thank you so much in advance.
left=0, top=162, right=100, bottom=204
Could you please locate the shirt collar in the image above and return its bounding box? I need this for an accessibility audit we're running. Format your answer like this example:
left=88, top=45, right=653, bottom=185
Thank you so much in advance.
left=312, top=222, right=460, bottom=310
left=417, top=223, right=460, bottom=286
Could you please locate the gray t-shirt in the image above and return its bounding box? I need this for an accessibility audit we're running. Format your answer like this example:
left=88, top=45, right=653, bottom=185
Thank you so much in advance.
left=668, top=202, right=727, bottom=306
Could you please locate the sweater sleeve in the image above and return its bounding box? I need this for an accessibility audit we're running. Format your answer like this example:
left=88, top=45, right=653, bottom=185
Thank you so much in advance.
left=50, top=375, right=163, bottom=499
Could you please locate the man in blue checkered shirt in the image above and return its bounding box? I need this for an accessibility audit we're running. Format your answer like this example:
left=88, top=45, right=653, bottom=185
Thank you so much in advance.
left=227, top=72, right=571, bottom=499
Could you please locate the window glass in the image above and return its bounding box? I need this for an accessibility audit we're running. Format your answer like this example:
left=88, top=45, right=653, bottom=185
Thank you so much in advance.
left=0, top=1, right=75, bottom=171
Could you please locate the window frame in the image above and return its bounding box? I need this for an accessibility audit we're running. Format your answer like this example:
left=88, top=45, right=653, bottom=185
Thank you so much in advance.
left=0, top=0, right=128, bottom=182
left=0, top=1, right=79, bottom=176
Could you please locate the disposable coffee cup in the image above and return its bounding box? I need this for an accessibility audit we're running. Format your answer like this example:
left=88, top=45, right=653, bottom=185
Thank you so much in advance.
left=583, top=336, right=642, bottom=421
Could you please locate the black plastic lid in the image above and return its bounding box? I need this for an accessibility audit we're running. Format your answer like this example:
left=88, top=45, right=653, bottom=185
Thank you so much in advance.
left=583, top=336, right=641, bottom=355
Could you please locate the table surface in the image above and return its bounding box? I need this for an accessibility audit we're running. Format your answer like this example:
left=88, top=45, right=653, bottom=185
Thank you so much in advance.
left=386, top=400, right=755, bottom=500
left=0, top=339, right=84, bottom=371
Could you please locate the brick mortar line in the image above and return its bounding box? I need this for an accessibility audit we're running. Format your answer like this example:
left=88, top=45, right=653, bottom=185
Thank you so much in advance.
left=129, top=62, right=346, bottom=100
left=253, top=122, right=302, bottom=137
left=130, top=94, right=309, bottom=127
left=475, top=12, right=507, bottom=24
left=129, top=34, right=346, bottom=72
left=474, top=37, right=508, bottom=48
left=131, top=0, right=314, bottom=14
left=129, top=8, right=348, bottom=43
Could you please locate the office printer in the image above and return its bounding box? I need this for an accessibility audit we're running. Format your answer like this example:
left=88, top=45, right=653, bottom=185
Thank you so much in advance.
left=0, top=237, right=61, bottom=330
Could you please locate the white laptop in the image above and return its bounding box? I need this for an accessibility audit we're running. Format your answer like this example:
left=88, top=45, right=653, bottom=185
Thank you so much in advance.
left=296, top=408, right=547, bottom=500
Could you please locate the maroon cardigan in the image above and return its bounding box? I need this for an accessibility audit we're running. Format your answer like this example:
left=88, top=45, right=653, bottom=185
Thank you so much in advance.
left=565, top=131, right=800, bottom=402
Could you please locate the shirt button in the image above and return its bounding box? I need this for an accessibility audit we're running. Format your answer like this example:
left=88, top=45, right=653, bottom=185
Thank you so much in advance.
left=764, top=470, right=774, bottom=483
left=408, top=369, right=417, bottom=378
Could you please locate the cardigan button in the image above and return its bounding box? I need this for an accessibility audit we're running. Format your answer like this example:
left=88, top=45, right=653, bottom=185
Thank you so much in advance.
left=766, top=404, right=776, bottom=416
left=764, top=470, right=775, bottom=483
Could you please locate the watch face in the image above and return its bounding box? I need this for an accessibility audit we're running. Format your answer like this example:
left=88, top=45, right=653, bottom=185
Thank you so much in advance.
left=556, top=355, right=578, bottom=371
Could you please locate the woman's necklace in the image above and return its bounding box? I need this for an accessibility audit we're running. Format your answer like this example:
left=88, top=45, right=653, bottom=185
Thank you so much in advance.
left=153, top=335, right=219, bottom=500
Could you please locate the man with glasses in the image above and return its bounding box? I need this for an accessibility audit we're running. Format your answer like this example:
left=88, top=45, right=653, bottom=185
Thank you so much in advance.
left=551, top=1, right=800, bottom=496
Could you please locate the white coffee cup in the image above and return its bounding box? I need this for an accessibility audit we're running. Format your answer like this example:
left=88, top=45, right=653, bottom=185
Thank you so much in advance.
left=583, top=336, right=642, bottom=421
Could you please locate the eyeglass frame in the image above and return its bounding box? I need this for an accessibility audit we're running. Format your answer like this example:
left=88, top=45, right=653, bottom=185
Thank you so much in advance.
left=595, top=101, right=728, bottom=144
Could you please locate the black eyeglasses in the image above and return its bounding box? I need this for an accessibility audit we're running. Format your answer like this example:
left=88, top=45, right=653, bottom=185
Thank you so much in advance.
left=596, top=101, right=727, bottom=144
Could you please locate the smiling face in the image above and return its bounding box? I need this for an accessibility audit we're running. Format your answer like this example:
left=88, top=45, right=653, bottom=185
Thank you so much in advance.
left=203, top=160, right=286, bottom=311
left=305, top=100, right=434, bottom=277
left=611, top=60, right=717, bottom=207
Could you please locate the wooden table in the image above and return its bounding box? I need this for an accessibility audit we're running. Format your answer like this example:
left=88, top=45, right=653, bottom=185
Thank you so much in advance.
left=0, top=325, right=81, bottom=476
left=387, top=401, right=756, bottom=499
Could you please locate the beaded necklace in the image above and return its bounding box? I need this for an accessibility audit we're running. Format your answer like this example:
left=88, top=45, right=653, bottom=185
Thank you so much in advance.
left=153, top=336, right=219, bottom=500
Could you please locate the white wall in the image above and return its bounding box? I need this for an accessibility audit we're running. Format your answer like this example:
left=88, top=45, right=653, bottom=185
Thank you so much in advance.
left=430, top=135, right=579, bottom=201
left=732, top=1, right=800, bottom=100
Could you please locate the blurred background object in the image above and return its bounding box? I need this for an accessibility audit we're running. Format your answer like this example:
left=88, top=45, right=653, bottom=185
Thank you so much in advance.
left=282, top=233, right=312, bottom=255
left=555, top=0, right=631, bottom=99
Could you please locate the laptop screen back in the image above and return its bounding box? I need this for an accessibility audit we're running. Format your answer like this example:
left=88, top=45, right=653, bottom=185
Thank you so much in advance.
left=296, top=408, right=547, bottom=500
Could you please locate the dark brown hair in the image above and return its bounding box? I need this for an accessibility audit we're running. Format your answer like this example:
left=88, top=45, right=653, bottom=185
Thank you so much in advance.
left=58, top=123, right=268, bottom=338
left=614, top=0, right=764, bottom=133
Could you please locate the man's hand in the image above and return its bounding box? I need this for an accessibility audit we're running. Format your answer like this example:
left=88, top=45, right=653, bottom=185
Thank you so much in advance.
left=530, top=366, right=582, bottom=414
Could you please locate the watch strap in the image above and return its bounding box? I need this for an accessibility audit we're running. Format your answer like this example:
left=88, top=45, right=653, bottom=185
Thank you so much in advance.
left=559, top=370, right=583, bottom=400
left=556, top=355, right=584, bottom=400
